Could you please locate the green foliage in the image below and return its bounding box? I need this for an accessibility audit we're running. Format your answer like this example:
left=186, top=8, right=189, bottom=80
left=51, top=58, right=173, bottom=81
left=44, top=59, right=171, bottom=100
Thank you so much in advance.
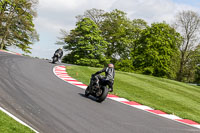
left=59, top=9, right=200, bottom=83
left=60, top=9, right=148, bottom=70
left=186, top=45, right=200, bottom=83
left=131, top=19, right=148, bottom=52
left=168, top=51, right=180, bottom=79
left=101, top=9, right=135, bottom=62
left=115, top=59, right=134, bottom=72
left=195, top=66, right=200, bottom=84
left=0, top=0, right=39, bottom=53
left=132, top=22, right=182, bottom=77
left=143, top=67, right=154, bottom=75
left=63, top=18, right=109, bottom=67
left=194, top=46, right=200, bottom=84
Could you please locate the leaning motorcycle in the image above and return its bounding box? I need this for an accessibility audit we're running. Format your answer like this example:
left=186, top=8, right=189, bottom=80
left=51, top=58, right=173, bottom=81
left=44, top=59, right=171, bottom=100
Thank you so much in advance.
left=52, top=53, right=60, bottom=64
left=85, top=75, right=109, bottom=103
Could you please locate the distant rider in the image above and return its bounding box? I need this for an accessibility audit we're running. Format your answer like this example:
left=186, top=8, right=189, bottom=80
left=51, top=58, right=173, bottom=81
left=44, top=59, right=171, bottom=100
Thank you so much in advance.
left=93, top=63, right=115, bottom=92
left=52, top=48, right=63, bottom=62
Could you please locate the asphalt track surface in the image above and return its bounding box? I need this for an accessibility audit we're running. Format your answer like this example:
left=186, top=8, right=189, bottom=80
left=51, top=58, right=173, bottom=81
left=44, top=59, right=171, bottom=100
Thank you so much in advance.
left=0, top=51, right=199, bottom=133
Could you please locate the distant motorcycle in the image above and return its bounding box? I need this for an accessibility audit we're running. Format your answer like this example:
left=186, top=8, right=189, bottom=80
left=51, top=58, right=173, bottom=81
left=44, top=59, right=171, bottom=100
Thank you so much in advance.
left=85, top=74, right=109, bottom=103
left=52, top=53, right=60, bottom=64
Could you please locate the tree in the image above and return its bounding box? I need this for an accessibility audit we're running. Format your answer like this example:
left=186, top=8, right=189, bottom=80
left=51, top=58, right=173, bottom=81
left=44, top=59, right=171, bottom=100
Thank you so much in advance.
left=0, top=0, right=39, bottom=53
left=57, top=8, right=105, bottom=45
left=113, top=19, right=148, bottom=72
left=173, top=10, right=200, bottom=81
left=115, top=59, right=134, bottom=72
left=131, top=18, right=148, bottom=53
left=101, top=9, right=134, bottom=62
left=76, top=8, right=105, bottom=27
left=193, top=45, right=200, bottom=84
left=62, top=18, right=109, bottom=67
left=132, top=22, right=182, bottom=77
left=185, top=45, right=200, bottom=83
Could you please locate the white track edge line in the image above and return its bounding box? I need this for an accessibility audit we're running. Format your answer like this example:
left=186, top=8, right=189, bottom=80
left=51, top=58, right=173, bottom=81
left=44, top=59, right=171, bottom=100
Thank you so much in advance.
left=0, top=107, right=39, bottom=133
left=0, top=50, right=39, bottom=132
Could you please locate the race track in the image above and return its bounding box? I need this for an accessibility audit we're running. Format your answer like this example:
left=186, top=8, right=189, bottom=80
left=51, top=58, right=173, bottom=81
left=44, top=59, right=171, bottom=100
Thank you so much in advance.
left=0, top=51, right=199, bottom=133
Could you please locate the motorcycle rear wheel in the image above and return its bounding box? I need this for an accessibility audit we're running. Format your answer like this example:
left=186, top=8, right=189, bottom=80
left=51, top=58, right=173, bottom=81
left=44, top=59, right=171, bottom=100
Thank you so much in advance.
left=96, top=86, right=108, bottom=103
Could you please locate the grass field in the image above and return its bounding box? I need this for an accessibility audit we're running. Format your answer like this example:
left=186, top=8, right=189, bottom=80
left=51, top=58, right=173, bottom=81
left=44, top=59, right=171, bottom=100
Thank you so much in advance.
left=0, top=110, right=35, bottom=133
left=66, top=65, right=200, bottom=123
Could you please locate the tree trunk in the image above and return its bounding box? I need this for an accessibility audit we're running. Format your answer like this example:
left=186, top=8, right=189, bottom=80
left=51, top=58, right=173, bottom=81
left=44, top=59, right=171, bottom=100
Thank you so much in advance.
left=177, top=51, right=185, bottom=81
left=177, top=58, right=184, bottom=81
left=0, top=30, right=8, bottom=49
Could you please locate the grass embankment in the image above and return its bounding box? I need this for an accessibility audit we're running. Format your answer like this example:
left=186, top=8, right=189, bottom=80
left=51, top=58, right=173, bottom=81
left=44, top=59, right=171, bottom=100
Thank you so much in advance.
left=66, top=65, right=200, bottom=123
left=0, top=110, right=35, bottom=133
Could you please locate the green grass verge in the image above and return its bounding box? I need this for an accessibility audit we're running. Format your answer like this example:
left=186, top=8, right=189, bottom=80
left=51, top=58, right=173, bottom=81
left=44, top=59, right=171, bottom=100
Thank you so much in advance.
left=0, top=110, right=35, bottom=133
left=66, top=65, right=200, bottom=123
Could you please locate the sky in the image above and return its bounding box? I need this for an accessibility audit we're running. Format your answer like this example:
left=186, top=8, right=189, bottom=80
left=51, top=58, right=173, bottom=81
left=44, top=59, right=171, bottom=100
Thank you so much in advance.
left=8, top=0, right=200, bottom=59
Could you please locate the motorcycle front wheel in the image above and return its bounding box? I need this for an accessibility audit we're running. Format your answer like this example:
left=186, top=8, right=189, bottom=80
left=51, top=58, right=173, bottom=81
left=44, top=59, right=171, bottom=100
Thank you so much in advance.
left=52, top=56, right=58, bottom=63
left=85, top=86, right=90, bottom=97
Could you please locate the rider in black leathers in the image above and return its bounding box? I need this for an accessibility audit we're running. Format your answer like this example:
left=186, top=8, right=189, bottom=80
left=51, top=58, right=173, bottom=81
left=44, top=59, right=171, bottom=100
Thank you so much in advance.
left=52, top=48, right=63, bottom=62
left=93, top=63, right=115, bottom=92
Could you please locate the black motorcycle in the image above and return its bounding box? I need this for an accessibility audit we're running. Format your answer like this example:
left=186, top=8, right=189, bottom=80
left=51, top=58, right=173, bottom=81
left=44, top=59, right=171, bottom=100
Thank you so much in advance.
left=52, top=53, right=60, bottom=64
left=85, top=74, right=109, bottom=103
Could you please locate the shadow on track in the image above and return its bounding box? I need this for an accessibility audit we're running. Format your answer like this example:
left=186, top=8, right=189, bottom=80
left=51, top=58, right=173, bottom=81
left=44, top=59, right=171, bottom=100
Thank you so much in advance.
left=78, top=93, right=102, bottom=103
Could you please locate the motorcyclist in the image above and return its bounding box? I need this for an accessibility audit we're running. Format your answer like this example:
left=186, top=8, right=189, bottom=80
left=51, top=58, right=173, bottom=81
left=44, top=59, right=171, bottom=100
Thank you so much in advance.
left=92, top=63, right=115, bottom=92
left=52, top=48, right=63, bottom=63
